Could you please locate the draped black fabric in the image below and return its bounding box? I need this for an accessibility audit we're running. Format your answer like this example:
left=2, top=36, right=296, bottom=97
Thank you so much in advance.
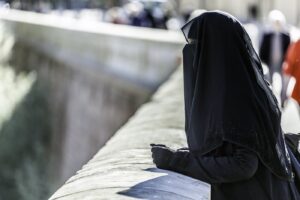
left=181, top=11, right=292, bottom=180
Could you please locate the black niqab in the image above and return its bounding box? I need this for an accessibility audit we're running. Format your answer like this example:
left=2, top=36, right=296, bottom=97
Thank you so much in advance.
left=182, top=11, right=292, bottom=180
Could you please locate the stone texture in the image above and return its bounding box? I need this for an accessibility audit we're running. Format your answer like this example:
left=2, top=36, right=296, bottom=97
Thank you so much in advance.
left=0, top=10, right=185, bottom=188
left=49, top=67, right=211, bottom=200
left=49, top=65, right=300, bottom=200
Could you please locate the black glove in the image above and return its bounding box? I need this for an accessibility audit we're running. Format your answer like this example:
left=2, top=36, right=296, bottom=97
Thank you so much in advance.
left=151, top=144, right=174, bottom=170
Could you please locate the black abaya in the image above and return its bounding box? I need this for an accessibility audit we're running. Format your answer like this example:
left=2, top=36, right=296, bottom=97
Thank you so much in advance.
left=151, top=11, right=300, bottom=200
left=181, top=11, right=291, bottom=180
left=166, top=143, right=300, bottom=200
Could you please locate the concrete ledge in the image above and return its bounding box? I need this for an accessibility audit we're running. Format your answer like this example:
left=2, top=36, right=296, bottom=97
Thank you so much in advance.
left=0, top=9, right=184, bottom=91
left=49, top=67, right=211, bottom=200
left=49, top=65, right=300, bottom=200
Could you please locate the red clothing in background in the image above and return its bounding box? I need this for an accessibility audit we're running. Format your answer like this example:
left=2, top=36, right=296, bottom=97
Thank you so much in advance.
left=284, top=40, right=300, bottom=104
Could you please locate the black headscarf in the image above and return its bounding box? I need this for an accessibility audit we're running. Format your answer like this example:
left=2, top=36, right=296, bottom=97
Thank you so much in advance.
left=182, top=11, right=292, bottom=180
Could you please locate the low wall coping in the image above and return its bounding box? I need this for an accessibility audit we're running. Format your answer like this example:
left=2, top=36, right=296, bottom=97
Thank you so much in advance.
left=49, top=67, right=211, bottom=200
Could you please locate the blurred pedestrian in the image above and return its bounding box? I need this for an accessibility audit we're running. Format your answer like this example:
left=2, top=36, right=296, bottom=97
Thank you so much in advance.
left=259, top=10, right=290, bottom=105
left=125, top=1, right=151, bottom=27
left=149, top=5, right=167, bottom=29
left=283, top=40, right=300, bottom=112
left=244, top=5, right=262, bottom=51
left=104, top=7, right=128, bottom=25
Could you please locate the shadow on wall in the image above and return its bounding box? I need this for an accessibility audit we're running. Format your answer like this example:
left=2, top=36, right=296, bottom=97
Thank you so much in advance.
left=118, top=168, right=210, bottom=200
left=0, top=75, right=52, bottom=200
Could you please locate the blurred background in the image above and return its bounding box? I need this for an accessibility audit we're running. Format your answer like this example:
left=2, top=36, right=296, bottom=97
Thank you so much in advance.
left=0, top=0, right=300, bottom=200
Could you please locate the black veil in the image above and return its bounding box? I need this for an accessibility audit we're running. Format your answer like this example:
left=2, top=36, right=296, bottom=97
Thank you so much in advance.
left=181, top=11, right=292, bottom=180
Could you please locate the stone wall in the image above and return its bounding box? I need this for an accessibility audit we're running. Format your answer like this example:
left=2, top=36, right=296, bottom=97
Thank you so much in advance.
left=49, top=67, right=211, bottom=200
left=0, top=9, right=184, bottom=189
left=49, top=64, right=300, bottom=199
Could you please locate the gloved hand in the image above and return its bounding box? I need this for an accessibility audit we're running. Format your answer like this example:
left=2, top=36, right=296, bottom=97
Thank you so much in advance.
left=151, top=144, right=175, bottom=170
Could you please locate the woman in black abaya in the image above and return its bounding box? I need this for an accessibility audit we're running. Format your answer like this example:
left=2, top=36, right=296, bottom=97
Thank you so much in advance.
left=151, top=11, right=300, bottom=200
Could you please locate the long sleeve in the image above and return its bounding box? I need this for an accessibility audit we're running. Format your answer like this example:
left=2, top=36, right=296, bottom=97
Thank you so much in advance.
left=169, top=144, right=258, bottom=184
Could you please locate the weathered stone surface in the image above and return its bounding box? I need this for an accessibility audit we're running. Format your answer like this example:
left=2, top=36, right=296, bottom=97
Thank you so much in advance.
left=0, top=9, right=184, bottom=90
left=0, top=10, right=185, bottom=188
left=49, top=67, right=211, bottom=200
left=49, top=66, right=300, bottom=200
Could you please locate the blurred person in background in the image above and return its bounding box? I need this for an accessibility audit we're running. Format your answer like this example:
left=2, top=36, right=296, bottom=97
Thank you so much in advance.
left=104, top=6, right=129, bottom=24
left=243, top=4, right=262, bottom=51
left=282, top=40, right=300, bottom=112
left=165, top=8, right=204, bottom=31
left=259, top=10, right=290, bottom=106
left=124, top=0, right=170, bottom=29
left=124, top=1, right=149, bottom=27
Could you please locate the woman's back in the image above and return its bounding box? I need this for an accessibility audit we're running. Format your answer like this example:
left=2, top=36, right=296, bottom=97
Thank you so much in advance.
left=210, top=143, right=297, bottom=200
